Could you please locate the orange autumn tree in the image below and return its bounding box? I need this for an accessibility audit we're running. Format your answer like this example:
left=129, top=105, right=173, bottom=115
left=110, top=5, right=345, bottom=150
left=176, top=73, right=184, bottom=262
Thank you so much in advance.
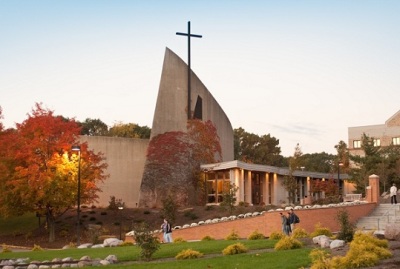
left=139, top=119, right=221, bottom=207
left=0, top=103, right=108, bottom=242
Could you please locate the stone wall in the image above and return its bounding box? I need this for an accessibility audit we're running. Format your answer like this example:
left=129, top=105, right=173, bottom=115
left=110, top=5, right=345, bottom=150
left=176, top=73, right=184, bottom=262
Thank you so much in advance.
left=80, top=136, right=148, bottom=208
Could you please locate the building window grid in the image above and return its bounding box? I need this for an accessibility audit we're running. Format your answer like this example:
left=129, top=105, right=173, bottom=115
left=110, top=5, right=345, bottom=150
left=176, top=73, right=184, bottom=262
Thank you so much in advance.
left=373, top=138, right=381, bottom=147
left=393, top=137, right=400, bottom=145
left=206, top=171, right=230, bottom=204
left=353, top=140, right=361, bottom=148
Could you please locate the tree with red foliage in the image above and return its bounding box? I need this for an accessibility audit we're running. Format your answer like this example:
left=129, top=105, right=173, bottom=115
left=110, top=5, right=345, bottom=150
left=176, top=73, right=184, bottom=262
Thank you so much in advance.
left=139, top=119, right=221, bottom=207
left=0, top=103, right=108, bottom=242
left=310, top=178, right=338, bottom=200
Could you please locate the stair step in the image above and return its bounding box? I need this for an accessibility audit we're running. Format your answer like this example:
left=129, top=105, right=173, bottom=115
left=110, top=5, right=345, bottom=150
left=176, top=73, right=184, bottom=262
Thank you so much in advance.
left=355, top=204, right=399, bottom=231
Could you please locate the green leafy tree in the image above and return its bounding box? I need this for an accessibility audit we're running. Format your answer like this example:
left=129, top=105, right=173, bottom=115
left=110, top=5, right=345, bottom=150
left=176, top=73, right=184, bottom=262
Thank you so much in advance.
left=298, top=152, right=336, bottom=173
left=79, top=118, right=109, bottom=136
left=377, top=145, right=400, bottom=192
left=234, top=127, right=286, bottom=166
left=0, top=103, right=108, bottom=242
left=349, top=134, right=382, bottom=194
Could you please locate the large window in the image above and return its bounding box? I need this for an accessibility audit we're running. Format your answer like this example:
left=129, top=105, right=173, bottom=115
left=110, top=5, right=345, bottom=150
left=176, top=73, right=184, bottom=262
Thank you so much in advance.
left=393, top=137, right=400, bottom=145
left=373, top=139, right=381, bottom=147
left=353, top=140, right=361, bottom=148
left=206, top=171, right=230, bottom=204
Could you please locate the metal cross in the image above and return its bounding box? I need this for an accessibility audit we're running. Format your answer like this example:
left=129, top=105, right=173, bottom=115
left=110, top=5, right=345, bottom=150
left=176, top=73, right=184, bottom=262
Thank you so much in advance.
left=176, top=21, right=202, bottom=120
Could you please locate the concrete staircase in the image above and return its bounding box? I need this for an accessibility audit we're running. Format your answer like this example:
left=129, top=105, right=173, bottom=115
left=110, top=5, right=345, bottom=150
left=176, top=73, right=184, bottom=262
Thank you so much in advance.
left=356, top=203, right=400, bottom=231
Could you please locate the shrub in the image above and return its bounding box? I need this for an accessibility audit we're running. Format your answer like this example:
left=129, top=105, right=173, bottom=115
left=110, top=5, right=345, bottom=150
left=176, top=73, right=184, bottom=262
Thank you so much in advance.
left=205, top=205, right=215, bottom=211
left=59, top=230, right=69, bottom=238
left=309, top=231, right=392, bottom=269
left=133, top=222, right=161, bottom=261
left=201, top=235, right=215, bottom=241
left=238, top=201, right=249, bottom=207
left=310, top=222, right=332, bottom=238
left=89, top=217, right=96, bottom=221
left=222, top=243, right=248, bottom=255
left=1, top=244, right=11, bottom=253
left=342, top=232, right=392, bottom=268
left=309, top=248, right=331, bottom=269
left=32, top=244, right=43, bottom=251
left=292, top=227, right=309, bottom=238
left=225, top=229, right=240, bottom=240
left=119, top=241, right=134, bottom=247
left=24, top=231, right=33, bottom=240
left=352, top=231, right=388, bottom=249
left=175, top=249, right=204, bottom=259
left=274, top=236, right=303, bottom=251
left=173, top=237, right=187, bottom=243
left=269, top=231, right=284, bottom=240
left=247, top=230, right=265, bottom=240
left=67, top=242, right=77, bottom=248
left=183, top=211, right=198, bottom=220
left=336, top=209, right=355, bottom=242
left=108, top=196, right=125, bottom=210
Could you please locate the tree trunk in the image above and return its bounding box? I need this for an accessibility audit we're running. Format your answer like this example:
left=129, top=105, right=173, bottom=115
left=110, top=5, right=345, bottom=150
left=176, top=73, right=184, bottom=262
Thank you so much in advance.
left=46, top=206, right=56, bottom=242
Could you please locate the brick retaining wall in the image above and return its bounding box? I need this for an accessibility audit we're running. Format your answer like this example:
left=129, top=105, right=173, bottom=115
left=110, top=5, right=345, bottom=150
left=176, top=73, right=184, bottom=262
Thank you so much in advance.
left=154, top=203, right=377, bottom=242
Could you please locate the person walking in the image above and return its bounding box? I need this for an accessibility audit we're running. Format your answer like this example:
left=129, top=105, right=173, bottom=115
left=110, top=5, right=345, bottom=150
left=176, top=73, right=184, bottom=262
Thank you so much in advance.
left=390, top=183, right=397, bottom=204
left=289, top=209, right=299, bottom=232
left=279, top=212, right=291, bottom=235
left=161, top=219, right=173, bottom=243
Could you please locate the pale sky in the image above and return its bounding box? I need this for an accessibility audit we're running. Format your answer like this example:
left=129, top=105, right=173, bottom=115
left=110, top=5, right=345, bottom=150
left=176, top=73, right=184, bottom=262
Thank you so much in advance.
left=1, top=0, right=400, bottom=157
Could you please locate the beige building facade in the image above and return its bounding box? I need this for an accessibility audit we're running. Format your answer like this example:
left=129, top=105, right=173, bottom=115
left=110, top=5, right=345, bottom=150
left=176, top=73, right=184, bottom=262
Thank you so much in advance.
left=348, top=110, right=400, bottom=156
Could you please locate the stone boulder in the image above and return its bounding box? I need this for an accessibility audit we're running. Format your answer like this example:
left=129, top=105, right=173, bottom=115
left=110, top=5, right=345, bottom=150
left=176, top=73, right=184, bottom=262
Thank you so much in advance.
left=330, top=239, right=345, bottom=249
left=312, top=235, right=332, bottom=248
left=384, top=223, right=400, bottom=240
left=103, top=238, right=123, bottom=247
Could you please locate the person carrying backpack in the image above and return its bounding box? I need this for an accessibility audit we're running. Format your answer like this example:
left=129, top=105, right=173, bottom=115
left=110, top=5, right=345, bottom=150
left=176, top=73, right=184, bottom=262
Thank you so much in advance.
left=289, top=209, right=300, bottom=232
left=161, top=219, right=173, bottom=243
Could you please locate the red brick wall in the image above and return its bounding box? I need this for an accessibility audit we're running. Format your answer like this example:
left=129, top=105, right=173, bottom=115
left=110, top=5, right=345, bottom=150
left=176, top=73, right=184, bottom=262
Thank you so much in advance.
left=157, top=203, right=376, bottom=241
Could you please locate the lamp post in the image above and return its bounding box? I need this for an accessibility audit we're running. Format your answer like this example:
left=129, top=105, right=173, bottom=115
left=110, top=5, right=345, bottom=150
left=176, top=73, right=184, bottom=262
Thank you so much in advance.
left=118, top=206, right=124, bottom=240
left=338, top=162, right=343, bottom=193
left=71, top=145, right=81, bottom=246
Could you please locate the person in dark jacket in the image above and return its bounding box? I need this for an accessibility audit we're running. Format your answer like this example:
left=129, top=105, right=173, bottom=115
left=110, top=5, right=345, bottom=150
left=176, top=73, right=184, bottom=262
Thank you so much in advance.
left=288, top=209, right=299, bottom=232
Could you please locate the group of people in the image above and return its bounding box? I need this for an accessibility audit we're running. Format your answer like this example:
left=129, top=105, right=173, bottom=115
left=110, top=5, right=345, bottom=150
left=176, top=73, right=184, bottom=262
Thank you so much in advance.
left=280, top=209, right=299, bottom=235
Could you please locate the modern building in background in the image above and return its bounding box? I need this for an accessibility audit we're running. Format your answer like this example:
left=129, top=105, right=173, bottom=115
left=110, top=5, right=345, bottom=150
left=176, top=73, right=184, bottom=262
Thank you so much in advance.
left=348, top=110, right=400, bottom=156
left=201, top=160, right=353, bottom=206
left=82, top=47, right=357, bottom=208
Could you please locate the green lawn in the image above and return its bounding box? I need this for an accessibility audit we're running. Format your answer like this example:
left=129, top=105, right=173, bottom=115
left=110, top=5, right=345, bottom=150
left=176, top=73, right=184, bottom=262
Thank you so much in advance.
left=0, top=239, right=312, bottom=268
